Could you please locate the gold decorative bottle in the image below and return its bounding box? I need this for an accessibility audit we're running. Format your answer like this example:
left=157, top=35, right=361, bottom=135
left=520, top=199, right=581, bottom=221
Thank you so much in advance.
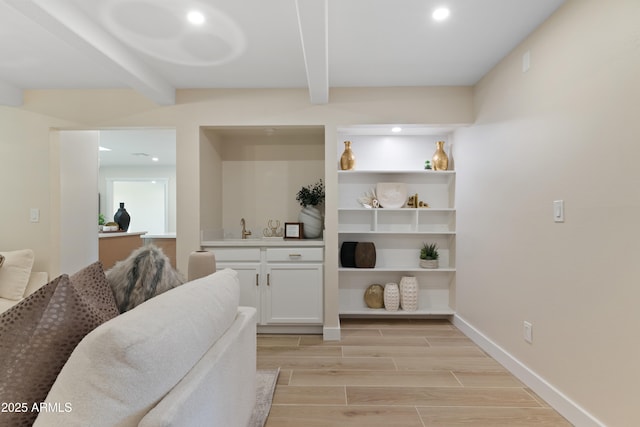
left=432, top=140, right=449, bottom=171
left=340, top=140, right=356, bottom=170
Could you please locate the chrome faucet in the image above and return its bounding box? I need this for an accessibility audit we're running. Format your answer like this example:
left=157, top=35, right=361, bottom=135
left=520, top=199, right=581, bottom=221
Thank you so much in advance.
left=240, top=218, right=252, bottom=239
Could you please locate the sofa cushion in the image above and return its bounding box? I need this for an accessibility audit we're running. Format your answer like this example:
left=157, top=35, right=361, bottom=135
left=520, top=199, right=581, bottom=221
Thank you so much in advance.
left=0, top=261, right=119, bottom=427
left=0, top=249, right=34, bottom=301
left=35, top=269, right=240, bottom=427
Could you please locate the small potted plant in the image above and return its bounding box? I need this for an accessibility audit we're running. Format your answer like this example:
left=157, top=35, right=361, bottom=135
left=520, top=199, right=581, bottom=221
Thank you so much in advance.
left=296, top=179, right=325, bottom=238
left=98, top=213, right=106, bottom=231
left=420, top=243, right=439, bottom=268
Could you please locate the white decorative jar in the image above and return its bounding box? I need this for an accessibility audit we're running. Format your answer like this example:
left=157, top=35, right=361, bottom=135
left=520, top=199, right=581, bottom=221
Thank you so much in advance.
left=383, top=283, right=400, bottom=311
left=399, top=276, right=418, bottom=311
left=298, top=206, right=323, bottom=238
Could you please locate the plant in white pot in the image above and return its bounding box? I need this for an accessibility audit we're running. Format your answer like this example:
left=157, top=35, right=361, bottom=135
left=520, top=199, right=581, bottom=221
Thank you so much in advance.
left=296, top=179, right=325, bottom=238
left=419, top=243, right=439, bottom=268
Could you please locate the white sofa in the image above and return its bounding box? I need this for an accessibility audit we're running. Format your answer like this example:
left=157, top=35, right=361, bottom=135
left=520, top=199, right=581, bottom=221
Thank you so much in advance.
left=34, top=268, right=257, bottom=427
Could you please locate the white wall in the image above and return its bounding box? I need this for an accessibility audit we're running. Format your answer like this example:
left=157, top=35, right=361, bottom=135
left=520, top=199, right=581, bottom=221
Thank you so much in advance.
left=454, top=0, right=640, bottom=425
left=99, top=165, right=177, bottom=233
left=218, top=131, right=324, bottom=239
left=58, top=130, right=99, bottom=274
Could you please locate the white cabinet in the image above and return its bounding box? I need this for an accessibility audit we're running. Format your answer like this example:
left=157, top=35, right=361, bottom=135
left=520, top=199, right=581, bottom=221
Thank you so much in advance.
left=337, top=131, right=456, bottom=316
left=265, top=263, right=323, bottom=324
left=203, top=243, right=324, bottom=328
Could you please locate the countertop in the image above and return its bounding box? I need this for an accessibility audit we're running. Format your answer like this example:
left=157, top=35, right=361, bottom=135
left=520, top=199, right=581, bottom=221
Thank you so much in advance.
left=201, top=238, right=324, bottom=247
left=98, top=231, right=147, bottom=239
left=141, top=233, right=176, bottom=239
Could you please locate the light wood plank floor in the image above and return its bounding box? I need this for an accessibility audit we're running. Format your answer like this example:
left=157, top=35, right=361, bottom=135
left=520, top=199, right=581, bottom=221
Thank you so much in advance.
left=257, top=318, right=572, bottom=426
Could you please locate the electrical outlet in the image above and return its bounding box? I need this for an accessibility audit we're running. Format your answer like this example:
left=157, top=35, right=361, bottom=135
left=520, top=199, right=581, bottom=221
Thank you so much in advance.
left=523, top=321, right=533, bottom=343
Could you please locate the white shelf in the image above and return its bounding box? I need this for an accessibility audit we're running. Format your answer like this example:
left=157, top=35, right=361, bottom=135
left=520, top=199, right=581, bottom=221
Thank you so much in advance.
left=340, top=308, right=456, bottom=316
left=338, top=208, right=456, bottom=233
left=339, top=267, right=456, bottom=272
left=337, top=130, right=456, bottom=318
left=338, top=169, right=456, bottom=175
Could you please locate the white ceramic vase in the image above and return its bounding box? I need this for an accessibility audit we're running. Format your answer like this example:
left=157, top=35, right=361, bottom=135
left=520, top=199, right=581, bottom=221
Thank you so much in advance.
left=298, top=206, right=323, bottom=238
left=399, top=276, right=418, bottom=311
left=383, top=283, right=400, bottom=311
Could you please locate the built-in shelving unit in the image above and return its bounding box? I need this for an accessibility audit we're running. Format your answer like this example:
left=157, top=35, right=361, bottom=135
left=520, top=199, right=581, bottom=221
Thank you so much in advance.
left=337, top=128, right=456, bottom=316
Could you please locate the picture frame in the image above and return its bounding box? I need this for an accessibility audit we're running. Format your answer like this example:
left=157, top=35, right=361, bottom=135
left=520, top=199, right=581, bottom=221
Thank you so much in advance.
left=284, top=222, right=303, bottom=239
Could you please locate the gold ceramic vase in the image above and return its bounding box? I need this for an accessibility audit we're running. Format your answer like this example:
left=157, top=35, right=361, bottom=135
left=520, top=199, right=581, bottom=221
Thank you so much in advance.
left=340, top=141, right=356, bottom=170
left=432, top=140, right=449, bottom=171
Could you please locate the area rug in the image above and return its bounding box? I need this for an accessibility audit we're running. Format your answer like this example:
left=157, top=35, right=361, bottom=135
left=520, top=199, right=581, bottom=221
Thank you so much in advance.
left=248, top=368, right=280, bottom=427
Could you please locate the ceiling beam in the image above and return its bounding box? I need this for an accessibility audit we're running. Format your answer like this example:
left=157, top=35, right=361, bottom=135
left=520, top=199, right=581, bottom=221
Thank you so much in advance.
left=296, top=0, right=328, bottom=104
left=0, top=81, right=23, bottom=106
left=6, top=0, right=175, bottom=105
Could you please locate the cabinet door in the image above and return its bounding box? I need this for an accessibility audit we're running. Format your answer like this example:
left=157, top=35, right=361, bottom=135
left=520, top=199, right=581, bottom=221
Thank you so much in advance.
left=264, top=264, right=323, bottom=324
left=217, top=262, right=262, bottom=323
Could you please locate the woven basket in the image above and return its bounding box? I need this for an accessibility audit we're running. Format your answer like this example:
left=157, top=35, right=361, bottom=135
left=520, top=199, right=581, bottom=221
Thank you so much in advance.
left=420, top=259, right=438, bottom=269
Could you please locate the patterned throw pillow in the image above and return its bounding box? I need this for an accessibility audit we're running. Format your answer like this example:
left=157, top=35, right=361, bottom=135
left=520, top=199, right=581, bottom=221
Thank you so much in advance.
left=106, top=245, right=185, bottom=313
left=0, top=261, right=119, bottom=426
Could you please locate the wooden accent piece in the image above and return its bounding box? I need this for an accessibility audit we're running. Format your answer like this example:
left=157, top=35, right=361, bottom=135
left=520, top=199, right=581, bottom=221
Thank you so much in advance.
left=354, top=242, right=376, bottom=268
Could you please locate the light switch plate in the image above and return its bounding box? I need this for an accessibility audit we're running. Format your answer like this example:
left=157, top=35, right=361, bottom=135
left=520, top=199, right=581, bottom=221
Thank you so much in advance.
left=30, top=208, right=40, bottom=223
left=553, top=200, right=564, bottom=223
left=523, top=321, right=533, bottom=343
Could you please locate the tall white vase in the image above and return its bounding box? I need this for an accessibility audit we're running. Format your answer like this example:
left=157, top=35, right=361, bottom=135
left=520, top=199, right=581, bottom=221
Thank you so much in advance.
left=383, top=283, right=400, bottom=311
left=399, top=276, right=418, bottom=311
left=298, top=206, right=323, bottom=238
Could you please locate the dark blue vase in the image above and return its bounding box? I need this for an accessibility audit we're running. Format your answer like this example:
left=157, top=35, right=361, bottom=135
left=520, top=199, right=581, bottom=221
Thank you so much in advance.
left=114, top=202, right=131, bottom=232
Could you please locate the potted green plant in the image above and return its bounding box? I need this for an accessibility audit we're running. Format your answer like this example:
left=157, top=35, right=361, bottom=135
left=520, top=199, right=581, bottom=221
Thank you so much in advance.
left=419, top=242, right=439, bottom=268
left=98, top=213, right=106, bottom=231
left=296, top=179, right=325, bottom=238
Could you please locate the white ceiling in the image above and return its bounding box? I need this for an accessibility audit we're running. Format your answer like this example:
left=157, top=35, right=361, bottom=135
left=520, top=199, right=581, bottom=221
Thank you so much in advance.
left=98, top=129, right=176, bottom=167
left=0, top=0, right=566, bottom=107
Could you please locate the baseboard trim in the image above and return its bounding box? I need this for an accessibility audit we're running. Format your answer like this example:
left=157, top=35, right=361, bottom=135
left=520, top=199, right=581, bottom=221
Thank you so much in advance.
left=453, top=314, right=605, bottom=427
left=323, top=325, right=341, bottom=341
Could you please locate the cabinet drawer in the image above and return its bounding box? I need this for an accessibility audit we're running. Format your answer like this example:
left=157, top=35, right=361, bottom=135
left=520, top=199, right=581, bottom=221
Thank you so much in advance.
left=209, top=248, right=261, bottom=262
left=266, top=247, right=323, bottom=262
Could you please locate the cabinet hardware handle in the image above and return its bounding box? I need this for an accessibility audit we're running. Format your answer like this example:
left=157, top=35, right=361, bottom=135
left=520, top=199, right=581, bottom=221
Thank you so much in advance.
left=267, top=273, right=270, bottom=286
left=255, top=273, right=259, bottom=287
left=289, top=254, right=302, bottom=257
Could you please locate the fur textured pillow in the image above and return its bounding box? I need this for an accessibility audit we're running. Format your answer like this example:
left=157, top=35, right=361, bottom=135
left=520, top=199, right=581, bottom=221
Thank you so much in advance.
left=106, top=245, right=185, bottom=313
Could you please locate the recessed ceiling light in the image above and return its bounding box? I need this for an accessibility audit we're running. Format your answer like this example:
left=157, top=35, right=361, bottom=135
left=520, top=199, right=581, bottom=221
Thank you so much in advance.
left=99, top=146, right=111, bottom=151
left=432, top=7, right=450, bottom=21
left=391, top=127, right=402, bottom=133
left=152, top=157, right=159, bottom=162
left=187, top=10, right=205, bottom=25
